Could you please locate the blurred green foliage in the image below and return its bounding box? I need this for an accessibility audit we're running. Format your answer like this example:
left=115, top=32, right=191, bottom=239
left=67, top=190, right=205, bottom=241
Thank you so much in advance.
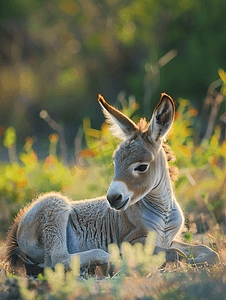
left=183, top=230, right=193, bottom=244
left=3, top=127, right=16, bottom=149
left=109, top=231, right=165, bottom=276
left=0, top=0, right=226, bottom=148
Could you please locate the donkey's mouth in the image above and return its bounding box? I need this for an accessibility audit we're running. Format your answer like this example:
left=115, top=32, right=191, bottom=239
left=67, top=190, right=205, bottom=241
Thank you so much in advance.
left=114, top=198, right=129, bottom=210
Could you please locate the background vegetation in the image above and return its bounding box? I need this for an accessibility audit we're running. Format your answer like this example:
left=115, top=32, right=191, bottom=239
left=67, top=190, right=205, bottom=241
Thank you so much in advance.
left=0, top=0, right=226, bottom=299
left=0, top=0, right=226, bottom=152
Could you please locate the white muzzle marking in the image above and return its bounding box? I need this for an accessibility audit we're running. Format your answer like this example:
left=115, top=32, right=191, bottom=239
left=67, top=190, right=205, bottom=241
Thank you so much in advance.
left=107, top=181, right=133, bottom=210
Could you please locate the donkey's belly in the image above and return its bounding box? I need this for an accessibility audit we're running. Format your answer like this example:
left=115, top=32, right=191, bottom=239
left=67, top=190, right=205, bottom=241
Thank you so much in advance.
left=66, top=219, right=80, bottom=254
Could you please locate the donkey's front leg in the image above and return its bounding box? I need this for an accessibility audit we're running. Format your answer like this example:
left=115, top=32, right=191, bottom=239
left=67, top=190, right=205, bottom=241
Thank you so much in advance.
left=154, top=246, right=188, bottom=262
left=129, top=237, right=188, bottom=263
left=44, top=213, right=110, bottom=269
left=70, top=249, right=110, bottom=268
left=43, top=210, right=72, bottom=269
left=171, top=240, right=219, bottom=264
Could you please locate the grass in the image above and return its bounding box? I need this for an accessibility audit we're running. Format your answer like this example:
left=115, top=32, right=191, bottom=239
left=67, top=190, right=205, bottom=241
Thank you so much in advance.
left=0, top=94, right=225, bottom=299
left=0, top=232, right=225, bottom=300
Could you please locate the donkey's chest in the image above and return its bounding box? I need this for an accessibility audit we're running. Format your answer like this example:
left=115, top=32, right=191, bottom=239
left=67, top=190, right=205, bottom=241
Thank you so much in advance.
left=139, top=199, right=183, bottom=247
left=67, top=204, right=119, bottom=253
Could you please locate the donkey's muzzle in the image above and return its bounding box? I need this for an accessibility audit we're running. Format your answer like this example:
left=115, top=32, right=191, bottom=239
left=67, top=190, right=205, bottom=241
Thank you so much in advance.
left=107, top=193, right=122, bottom=207
left=107, top=193, right=129, bottom=210
left=107, top=181, right=132, bottom=210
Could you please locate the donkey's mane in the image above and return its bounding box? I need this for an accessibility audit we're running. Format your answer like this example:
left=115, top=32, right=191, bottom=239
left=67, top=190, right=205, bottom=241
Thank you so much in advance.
left=137, top=118, right=179, bottom=181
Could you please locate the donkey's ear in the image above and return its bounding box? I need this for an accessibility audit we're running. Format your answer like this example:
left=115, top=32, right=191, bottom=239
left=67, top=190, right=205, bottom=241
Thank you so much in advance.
left=147, top=93, right=175, bottom=142
left=98, top=94, right=138, bottom=140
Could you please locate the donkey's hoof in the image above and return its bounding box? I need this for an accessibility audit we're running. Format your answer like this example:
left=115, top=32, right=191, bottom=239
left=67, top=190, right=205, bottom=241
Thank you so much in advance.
left=188, top=250, right=220, bottom=265
left=208, top=251, right=220, bottom=264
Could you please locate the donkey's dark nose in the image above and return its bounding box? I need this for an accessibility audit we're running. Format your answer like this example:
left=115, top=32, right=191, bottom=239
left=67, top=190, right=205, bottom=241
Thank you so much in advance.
left=107, top=193, right=123, bottom=207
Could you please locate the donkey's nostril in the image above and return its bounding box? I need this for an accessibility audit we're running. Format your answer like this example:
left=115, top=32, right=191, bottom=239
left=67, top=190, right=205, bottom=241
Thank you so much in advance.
left=107, top=193, right=122, bottom=205
left=115, top=194, right=122, bottom=201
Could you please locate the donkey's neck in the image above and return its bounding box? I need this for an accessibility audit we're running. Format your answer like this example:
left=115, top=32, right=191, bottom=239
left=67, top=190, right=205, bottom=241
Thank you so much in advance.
left=144, top=152, right=174, bottom=213
left=139, top=154, right=182, bottom=247
left=144, top=178, right=174, bottom=213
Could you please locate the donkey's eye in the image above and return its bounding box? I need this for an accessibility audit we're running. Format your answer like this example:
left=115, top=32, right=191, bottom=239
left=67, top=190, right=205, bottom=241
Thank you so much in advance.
left=134, top=164, right=149, bottom=173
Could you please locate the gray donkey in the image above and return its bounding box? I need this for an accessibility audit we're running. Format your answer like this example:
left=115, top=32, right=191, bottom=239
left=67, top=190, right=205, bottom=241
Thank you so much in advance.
left=5, top=93, right=219, bottom=275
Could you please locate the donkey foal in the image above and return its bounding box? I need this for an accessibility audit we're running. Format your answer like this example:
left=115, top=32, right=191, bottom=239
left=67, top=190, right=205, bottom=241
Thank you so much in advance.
left=5, top=93, right=219, bottom=276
